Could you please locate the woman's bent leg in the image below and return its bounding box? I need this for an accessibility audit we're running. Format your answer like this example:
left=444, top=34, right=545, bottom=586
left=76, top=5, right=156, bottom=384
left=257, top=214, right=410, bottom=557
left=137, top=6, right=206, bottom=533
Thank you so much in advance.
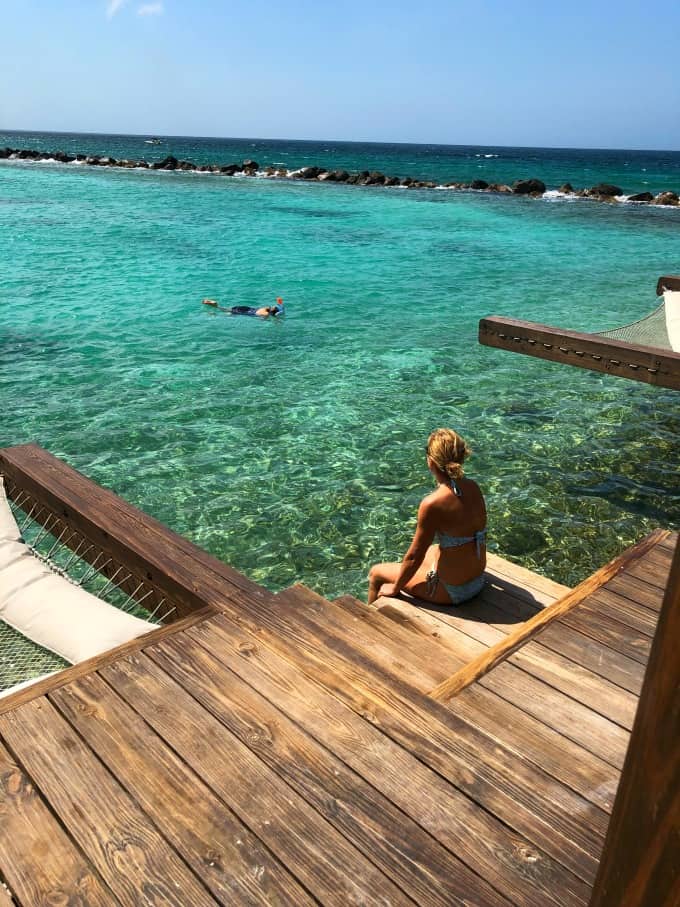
left=367, top=562, right=400, bottom=604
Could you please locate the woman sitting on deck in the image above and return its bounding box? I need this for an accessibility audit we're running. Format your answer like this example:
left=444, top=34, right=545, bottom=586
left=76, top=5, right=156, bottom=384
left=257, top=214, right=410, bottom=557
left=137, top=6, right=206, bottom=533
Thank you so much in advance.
left=368, top=428, right=487, bottom=606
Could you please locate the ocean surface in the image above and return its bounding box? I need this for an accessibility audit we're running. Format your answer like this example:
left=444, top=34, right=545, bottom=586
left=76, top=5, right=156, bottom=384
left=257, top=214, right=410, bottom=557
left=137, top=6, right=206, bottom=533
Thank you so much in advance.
left=1, top=130, right=679, bottom=599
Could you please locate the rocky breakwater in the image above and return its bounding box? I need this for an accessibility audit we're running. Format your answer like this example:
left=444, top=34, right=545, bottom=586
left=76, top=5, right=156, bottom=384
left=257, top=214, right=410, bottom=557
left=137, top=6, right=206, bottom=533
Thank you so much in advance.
left=1, top=146, right=678, bottom=208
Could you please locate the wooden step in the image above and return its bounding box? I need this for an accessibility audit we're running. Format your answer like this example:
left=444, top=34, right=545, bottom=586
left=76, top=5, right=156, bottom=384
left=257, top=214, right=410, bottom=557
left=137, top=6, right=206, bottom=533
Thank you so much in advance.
left=270, top=585, right=608, bottom=885
left=427, top=531, right=666, bottom=702
left=328, top=592, right=629, bottom=774
left=365, top=594, right=637, bottom=732
left=183, top=605, right=572, bottom=907
left=207, top=589, right=602, bottom=898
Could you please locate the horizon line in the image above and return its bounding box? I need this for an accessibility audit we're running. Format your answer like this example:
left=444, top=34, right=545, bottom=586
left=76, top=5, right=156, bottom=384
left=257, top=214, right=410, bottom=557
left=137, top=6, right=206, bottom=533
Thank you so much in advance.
left=1, top=126, right=678, bottom=156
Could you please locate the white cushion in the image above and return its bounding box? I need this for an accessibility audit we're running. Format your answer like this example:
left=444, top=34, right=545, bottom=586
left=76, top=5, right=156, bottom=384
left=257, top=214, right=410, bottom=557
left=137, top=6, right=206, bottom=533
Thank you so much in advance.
left=664, top=290, right=680, bottom=353
left=0, top=478, right=22, bottom=541
left=0, top=481, right=157, bottom=664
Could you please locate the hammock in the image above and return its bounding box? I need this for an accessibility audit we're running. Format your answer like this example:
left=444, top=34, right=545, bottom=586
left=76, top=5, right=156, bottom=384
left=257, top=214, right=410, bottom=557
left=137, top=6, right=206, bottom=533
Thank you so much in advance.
left=478, top=277, right=680, bottom=391
left=597, top=290, right=680, bottom=353
left=0, top=479, right=175, bottom=695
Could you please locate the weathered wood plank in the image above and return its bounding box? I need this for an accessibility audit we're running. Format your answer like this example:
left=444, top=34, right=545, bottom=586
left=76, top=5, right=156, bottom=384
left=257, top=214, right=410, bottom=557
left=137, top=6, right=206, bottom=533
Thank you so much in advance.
left=102, top=652, right=412, bottom=907
left=0, top=699, right=217, bottom=907
left=624, top=549, right=673, bottom=592
left=184, top=612, right=585, bottom=907
left=429, top=531, right=666, bottom=701
left=148, top=634, right=515, bottom=907
left=50, top=673, right=314, bottom=907
left=558, top=608, right=651, bottom=665
left=213, top=587, right=607, bottom=881
left=370, top=595, right=637, bottom=731
left=478, top=316, right=680, bottom=389
left=0, top=605, right=216, bottom=717
left=485, top=554, right=570, bottom=604
left=536, top=622, right=645, bottom=694
left=605, top=572, right=666, bottom=613
left=589, top=528, right=680, bottom=907
left=582, top=588, right=658, bottom=638
left=0, top=738, right=115, bottom=907
left=334, top=593, right=627, bottom=781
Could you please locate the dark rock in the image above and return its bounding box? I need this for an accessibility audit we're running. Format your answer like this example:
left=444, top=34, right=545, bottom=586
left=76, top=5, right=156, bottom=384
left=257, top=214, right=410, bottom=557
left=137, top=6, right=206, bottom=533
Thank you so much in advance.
left=334, top=170, right=350, bottom=182
left=293, top=166, right=323, bottom=180
left=558, top=183, right=574, bottom=194
left=652, top=191, right=679, bottom=206
left=400, top=177, right=413, bottom=186
left=220, top=164, right=239, bottom=175
left=18, top=149, right=39, bottom=159
left=85, top=156, right=100, bottom=165
left=574, top=188, right=588, bottom=197
left=242, top=159, right=259, bottom=170
left=365, top=171, right=386, bottom=185
left=152, top=155, right=178, bottom=170
left=588, top=183, right=622, bottom=197
left=471, top=179, right=489, bottom=190
left=0, top=147, right=10, bottom=159
left=513, top=178, right=546, bottom=195
left=345, top=174, right=360, bottom=184
left=628, top=191, right=653, bottom=202
left=99, top=157, right=115, bottom=166
left=384, top=176, right=400, bottom=186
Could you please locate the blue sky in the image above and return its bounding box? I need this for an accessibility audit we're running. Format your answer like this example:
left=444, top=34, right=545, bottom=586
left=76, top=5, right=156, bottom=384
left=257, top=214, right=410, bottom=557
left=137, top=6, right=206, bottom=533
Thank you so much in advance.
left=2, top=0, right=679, bottom=149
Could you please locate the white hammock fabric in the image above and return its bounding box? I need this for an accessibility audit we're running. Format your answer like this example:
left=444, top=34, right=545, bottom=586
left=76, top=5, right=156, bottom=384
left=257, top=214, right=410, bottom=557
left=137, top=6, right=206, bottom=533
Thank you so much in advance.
left=0, top=478, right=157, bottom=694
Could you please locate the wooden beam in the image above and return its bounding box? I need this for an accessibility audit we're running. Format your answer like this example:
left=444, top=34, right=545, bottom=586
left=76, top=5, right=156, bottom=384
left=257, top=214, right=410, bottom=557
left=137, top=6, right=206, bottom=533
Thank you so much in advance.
left=428, top=530, right=670, bottom=702
left=478, top=316, right=680, bottom=390
left=0, top=443, right=267, bottom=621
left=588, top=537, right=680, bottom=907
left=656, top=275, right=680, bottom=296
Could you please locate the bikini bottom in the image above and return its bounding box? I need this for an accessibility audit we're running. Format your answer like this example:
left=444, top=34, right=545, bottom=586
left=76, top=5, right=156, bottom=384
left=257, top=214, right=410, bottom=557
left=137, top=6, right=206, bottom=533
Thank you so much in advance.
left=425, top=570, right=485, bottom=605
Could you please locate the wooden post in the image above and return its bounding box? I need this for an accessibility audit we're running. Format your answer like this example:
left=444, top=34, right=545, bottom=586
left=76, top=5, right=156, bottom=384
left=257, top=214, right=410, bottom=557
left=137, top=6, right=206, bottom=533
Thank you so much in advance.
left=588, top=538, right=680, bottom=907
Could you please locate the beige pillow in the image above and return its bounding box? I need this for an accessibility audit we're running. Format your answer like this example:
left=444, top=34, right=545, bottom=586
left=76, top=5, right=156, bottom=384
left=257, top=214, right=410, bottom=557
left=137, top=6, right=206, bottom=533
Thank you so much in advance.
left=0, top=479, right=157, bottom=664
left=0, top=477, right=22, bottom=542
left=664, top=290, right=680, bottom=353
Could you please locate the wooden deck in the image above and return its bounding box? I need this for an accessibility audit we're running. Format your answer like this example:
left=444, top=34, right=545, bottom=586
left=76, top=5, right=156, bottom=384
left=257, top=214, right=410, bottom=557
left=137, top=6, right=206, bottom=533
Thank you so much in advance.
left=0, top=504, right=674, bottom=905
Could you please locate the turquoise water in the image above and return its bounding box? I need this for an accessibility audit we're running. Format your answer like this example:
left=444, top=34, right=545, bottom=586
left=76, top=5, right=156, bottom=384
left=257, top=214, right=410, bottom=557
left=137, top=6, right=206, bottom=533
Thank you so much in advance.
left=1, top=133, right=679, bottom=598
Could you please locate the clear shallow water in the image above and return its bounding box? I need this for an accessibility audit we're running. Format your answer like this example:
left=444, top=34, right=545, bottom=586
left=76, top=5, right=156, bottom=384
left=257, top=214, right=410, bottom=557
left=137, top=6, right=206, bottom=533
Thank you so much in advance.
left=1, top=133, right=679, bottom=599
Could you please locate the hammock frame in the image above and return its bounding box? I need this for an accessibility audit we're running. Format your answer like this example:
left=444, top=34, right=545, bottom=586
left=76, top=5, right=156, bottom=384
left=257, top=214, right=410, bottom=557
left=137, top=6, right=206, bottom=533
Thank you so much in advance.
left=479, top=275, right=680, bottom=390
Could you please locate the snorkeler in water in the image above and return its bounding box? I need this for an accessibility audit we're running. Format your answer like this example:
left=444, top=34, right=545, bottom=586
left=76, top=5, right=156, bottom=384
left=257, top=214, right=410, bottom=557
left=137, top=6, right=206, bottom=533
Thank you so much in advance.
left=203, top=297, right=285, bottom=318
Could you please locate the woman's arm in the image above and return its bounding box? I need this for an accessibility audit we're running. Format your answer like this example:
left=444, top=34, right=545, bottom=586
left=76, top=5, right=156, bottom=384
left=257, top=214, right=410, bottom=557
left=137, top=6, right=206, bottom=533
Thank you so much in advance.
left=390, top=500, right=436, bottom=596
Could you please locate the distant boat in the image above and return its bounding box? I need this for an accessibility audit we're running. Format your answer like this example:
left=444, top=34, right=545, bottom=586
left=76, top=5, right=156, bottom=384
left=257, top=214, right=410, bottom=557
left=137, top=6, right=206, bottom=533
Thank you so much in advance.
left=145, top=138, right=162, bottom=145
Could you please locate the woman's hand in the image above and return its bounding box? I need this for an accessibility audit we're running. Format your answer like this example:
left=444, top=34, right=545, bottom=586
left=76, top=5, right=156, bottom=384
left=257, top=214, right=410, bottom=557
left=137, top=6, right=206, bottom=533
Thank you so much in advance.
left=378, top=583, right=399, bottom=599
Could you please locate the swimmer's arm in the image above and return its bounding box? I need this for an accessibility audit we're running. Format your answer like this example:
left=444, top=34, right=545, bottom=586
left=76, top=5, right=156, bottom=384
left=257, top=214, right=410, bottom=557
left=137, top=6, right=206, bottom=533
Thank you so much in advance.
left=392, top=501, right=436, bottom=595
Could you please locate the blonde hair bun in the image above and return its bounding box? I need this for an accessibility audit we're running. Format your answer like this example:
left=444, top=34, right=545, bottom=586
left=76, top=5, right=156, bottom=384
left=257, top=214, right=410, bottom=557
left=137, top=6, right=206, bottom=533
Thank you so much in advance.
left=427, top=428, right=471, bottom=479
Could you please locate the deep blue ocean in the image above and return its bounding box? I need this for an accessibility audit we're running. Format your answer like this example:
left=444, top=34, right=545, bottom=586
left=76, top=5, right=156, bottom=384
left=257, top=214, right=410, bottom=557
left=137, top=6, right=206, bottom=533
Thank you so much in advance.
left=1, top=130, right=678, bottom=598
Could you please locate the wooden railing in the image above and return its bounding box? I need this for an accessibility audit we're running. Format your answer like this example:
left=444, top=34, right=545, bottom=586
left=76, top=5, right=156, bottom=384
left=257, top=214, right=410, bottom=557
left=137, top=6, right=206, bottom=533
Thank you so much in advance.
left=588, top=535, right=680, bottom=907
left=428, top=529, right=670, bottom=702
left=478, top=316, right=680, bottom=389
